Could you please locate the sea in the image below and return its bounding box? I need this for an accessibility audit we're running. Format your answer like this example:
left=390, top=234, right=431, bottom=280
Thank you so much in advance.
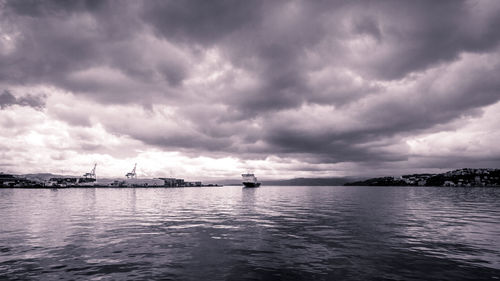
left=0, top=186, right=499, bottom=281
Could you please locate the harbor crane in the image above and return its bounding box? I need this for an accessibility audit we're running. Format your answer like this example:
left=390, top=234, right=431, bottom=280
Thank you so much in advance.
left=83, top=163, right=97, bottom=180
left=126, top=163, right=137, bottom=179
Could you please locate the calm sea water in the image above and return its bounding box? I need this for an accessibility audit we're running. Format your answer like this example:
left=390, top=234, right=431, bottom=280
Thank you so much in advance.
left=0, top=186, right=499, bottom=280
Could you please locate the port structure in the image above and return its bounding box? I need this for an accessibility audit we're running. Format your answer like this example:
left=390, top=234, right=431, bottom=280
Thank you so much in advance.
left=83, top=163, right=97, bottom=180
left=126, top=163, right=137, bottom=179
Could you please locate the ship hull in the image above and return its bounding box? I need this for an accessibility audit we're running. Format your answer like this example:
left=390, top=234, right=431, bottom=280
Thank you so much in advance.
left=243, top=182, right=261, bottom=188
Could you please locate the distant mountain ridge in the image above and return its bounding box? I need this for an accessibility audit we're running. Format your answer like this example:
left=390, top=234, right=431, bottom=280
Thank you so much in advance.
left=14, top=174, right=361, bottom=186
left=22, top=173, right=64, bottom=181
left=219, top=177, right=362, bottom=186
left=21, top=173, right=124, bottom=183
left=263, top=177, right=360, bottom=186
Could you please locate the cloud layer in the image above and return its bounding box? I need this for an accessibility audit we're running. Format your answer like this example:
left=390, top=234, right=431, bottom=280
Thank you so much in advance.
left=1, top=0, right=500, bottom=178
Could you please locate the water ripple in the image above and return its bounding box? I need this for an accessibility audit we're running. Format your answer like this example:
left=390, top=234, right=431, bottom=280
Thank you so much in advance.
left=0, top=186, right=499, bottom=280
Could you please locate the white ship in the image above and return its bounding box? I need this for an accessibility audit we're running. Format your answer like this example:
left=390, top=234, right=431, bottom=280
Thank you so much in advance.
left=242, top=173, right=261, bottom=188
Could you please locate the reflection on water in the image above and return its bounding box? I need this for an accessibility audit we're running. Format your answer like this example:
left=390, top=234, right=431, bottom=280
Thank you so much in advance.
left=0, top=186, right=499, bottom=280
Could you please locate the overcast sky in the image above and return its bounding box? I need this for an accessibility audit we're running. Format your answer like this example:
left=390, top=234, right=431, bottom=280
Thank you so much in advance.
left=1, top=0, right=500, bottom=180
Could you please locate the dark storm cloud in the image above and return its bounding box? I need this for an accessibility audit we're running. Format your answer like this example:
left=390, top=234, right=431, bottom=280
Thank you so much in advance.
left=6, top=0, right=103, bottom=16
left=352, top=16, right=382, bottom=42
left=140, top=134, right=233, bottom=152
left=0, top=0, right=169, bottom=104
left=142, top=0, right=264, bottom=45
left=142, top=0, right=500, bottom=114
left=2, top=0, right=500, bottom=169
left=260, top=50, right=500, bottom=162
left=264, top=132, right=407, bottom=163
left=356, top=0, right=500, bottom=80
left=0, top=90, right=45, bottom=109
left=3, top=0, right=497, bottom=107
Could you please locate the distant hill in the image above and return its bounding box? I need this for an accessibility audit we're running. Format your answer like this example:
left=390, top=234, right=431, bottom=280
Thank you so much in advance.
left=344, top=168, right=500, bottom=187
left=261, top=177, right=361, bottom=186
left=18, top=173, right=358, bottom=186
left=23, top=173, right=64, bottom=181
left=21, top=173, right=118, bottom=184
left=202, top=177, right=363, bottom=186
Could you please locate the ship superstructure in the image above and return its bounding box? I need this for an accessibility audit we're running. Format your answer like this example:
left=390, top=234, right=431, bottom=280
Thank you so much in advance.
left=242, top=173, right=261, bottom=188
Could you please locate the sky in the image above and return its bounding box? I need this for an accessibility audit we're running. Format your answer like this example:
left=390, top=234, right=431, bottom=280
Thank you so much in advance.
left=1, top=0, right=500, bottom=181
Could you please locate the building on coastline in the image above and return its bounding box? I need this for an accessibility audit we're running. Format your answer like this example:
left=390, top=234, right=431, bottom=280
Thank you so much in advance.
left=1, top=165, right=218, bottom=188
left=345, top=168, right=500, bottom=187
left=158, top=178, right=202, bottom=187
left=0, top=173, right=44, bottom=187
left=46, top=177, right=96, bottom=187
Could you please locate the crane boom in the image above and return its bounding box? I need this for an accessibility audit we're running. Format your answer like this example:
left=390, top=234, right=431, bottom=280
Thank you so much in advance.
left=83, top=163, right=97, bottom=179
left=126, top=163, right=137, bottom=179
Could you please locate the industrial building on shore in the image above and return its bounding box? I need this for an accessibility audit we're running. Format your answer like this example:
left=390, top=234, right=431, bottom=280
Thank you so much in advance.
left=0, top=164, right=221, bottom=188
